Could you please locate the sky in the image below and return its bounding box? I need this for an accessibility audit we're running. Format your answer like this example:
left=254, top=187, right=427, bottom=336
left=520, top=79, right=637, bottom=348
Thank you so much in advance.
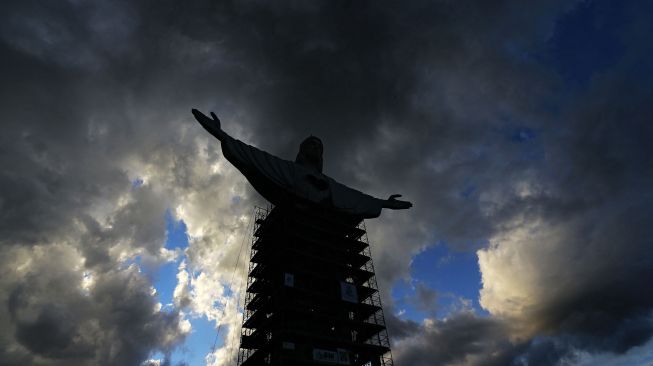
left=1, top=0, right=652, bottom=365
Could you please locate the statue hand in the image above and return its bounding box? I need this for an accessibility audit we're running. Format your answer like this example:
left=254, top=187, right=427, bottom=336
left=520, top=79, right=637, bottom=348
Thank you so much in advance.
left=384, top=194, right=413, bottom=210
left=192, top=109, right=225, bottom=140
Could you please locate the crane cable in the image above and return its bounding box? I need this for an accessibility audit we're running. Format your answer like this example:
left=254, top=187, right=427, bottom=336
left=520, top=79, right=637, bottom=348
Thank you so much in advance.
left=209, top=207, right=254, bottom=357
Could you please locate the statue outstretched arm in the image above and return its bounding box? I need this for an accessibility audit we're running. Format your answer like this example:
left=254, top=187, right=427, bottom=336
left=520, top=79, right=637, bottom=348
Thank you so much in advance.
left=192, top=109, right=227, bottom=141
left=192, top=109, right=297, bottom=205
left=383, top=194, right=413, bottom=210
left=328, top=180, right=412, bottom=218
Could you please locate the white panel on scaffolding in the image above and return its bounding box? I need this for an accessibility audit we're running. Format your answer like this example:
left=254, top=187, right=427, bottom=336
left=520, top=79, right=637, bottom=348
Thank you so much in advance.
left=284, top=272, right=294, bottom=287
left=340, top=282, right=358, bottom=303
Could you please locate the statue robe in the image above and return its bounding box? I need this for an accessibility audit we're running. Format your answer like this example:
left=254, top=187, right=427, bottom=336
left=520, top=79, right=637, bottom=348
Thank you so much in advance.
left=221, top=135, right=385, bottom=219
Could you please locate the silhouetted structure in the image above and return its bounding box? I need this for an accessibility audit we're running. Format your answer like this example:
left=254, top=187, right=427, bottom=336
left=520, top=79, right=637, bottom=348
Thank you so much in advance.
left=191, top=109, right=412, bottom=219
left=191, top=109, right=409, bottom=366
left=237, top=205, right=393, bottom=366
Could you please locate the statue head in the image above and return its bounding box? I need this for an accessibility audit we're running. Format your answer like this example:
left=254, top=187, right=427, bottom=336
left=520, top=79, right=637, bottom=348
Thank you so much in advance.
left=295, top=136, right=323, bottom=172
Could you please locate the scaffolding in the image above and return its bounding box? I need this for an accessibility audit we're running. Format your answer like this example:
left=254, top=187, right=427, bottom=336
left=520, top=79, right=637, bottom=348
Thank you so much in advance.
left=236, top=205, right=394, bottom=366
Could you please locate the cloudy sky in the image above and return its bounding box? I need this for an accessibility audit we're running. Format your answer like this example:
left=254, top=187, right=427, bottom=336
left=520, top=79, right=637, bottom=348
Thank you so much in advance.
left=1, top=0, right=652, bottom=365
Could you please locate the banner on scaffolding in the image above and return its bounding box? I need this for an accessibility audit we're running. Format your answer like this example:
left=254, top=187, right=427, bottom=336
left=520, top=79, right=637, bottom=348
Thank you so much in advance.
left=313, top=348, right=350, bottom=365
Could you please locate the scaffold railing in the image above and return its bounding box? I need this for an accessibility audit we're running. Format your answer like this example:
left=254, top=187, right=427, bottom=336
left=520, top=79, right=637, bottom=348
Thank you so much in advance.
left=358, top=221, right=394, bottom=366
left=236, top=206, right=270, bottom=366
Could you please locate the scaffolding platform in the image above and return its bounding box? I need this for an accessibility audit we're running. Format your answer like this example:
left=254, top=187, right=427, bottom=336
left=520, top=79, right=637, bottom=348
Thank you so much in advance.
left=237, top=204, right=394, bottom=366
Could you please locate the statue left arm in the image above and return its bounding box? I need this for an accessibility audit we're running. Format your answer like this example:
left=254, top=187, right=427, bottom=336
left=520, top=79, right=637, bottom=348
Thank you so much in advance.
left=329, top=179, right=412, bottom=219
left=383, top=194, right=413, bottom=209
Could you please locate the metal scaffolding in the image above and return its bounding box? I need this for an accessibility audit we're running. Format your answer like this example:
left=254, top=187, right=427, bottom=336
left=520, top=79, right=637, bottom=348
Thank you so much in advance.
left=236, top=205, right=394, bottom=366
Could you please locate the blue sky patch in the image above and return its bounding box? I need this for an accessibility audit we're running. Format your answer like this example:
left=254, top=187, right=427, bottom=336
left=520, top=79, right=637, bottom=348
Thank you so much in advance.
left=393, top=244, right=486, bottom=321
left=510, top=127, right=536, bottom=143
left=546, top=0, right=626, bottom=86
left=155, top=211, right=236, bottom=366
left=152, top=211, right=189, bottom=306
left=132, top=177, right=144, bottom=188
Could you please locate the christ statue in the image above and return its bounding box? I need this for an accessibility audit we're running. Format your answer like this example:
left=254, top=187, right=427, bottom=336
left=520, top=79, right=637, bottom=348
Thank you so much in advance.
left=192, top=109, right=412, bottom=219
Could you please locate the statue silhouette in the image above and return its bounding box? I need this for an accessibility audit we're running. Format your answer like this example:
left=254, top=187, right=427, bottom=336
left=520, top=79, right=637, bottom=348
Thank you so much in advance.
left=192, top=109, right=412, bottom=218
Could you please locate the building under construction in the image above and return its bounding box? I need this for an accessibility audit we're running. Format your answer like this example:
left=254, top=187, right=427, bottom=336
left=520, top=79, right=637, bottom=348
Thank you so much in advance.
left=236, top=205, right=394, bottom=366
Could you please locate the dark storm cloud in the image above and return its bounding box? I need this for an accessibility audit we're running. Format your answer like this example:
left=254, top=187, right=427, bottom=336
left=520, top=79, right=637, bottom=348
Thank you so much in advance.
left=2, top=0, right=653, bottom=365
left=411, top=282, right=438, bottom=314
left=0, top=1, right=197, bottom=362
left=479, top=1, right=653, bottom=355
left=392, top=312, right=528, bottom=366
left=0, top=245, right=187, bottom=366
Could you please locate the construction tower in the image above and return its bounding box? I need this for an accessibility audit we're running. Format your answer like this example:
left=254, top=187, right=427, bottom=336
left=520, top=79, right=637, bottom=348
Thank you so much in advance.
left=236, top=204, right=394, bottom=366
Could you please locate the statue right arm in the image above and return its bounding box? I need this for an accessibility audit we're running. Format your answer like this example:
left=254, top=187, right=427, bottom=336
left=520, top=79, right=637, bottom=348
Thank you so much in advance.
left=192, top=109, right=227, bottom=141
left=192, top=109, right=297, bottom=204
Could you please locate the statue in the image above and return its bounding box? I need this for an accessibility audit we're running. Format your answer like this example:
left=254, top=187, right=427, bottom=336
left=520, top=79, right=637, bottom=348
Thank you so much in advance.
left=192, top=109, right=412, bottom=219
